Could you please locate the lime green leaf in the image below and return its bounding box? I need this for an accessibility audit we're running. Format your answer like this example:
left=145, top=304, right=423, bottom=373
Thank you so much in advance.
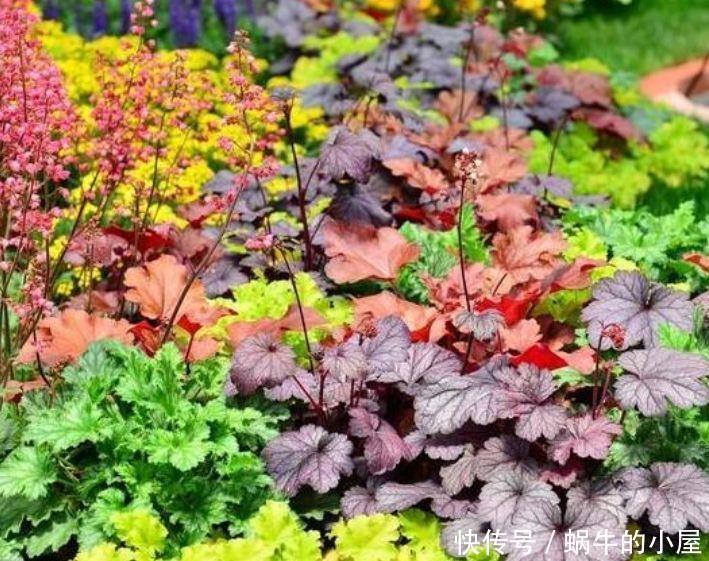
left=111, top=509, right=167, bottom=554
left=332, top=514, right=400, bottom=561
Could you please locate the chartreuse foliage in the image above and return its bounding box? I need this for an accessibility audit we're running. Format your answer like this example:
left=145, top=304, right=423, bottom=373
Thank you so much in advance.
left=397, top=205, right=488, bottom=304
left=0, top=342, right=284, bottom=558
left=73, top=504, right=491, bottom=561
left=562, top=201, right=709, bottom=290
left=529, top=117, right=709, bottom=208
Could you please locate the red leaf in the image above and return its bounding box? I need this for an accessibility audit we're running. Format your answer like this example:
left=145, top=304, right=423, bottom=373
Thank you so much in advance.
left=104, top=225, right=171, bottom=255
left=509, top=343, right=568, bottom=370
left=130, top=321, right=161, bottom=356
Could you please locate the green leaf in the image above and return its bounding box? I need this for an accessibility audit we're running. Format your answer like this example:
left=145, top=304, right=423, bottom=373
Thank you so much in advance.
left=398, top=509, right=443, bottom=553
left=143, top=418, right=210, bottom=471
left=0, top=447, right=57, bottom=499
left=24, top=398, right=114, bottom=452
left=24, top=516, right=78, bottom=557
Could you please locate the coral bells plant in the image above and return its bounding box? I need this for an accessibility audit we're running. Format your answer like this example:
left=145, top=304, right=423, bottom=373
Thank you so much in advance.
left=0, top=0, right=78, bottom=381
left=1, top=1, right=280, bottom=387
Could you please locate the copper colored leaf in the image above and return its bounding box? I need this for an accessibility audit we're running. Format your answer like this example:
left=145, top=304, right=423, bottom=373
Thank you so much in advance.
left=17, top=309, right=133, bottom=367
left=124, top=254, right=206, bottom=322
left=323, top=221, right=420, bottom=284
left=491, top=226, right=566, bottom=285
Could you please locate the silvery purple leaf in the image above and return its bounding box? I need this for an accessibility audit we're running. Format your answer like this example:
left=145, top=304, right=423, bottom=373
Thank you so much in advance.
left=474, top=436, right=540, bottom=482
left=440, top=516, right=485, bottom=559
left=616, top=349, right=709, bottom=416
left=362, top=316, right=412, bottom=375
left=516, top=404, right=567, bottom=442
left=582, top=271, right=694, bottom=349
left=376, top=343, right=461, bottom=392
left=440, top=447, right=476, bottom=495
left=414, top=360, right=514, bottom=434
left=478, top=472, right=559, bottom=531
left=375, top=481, right=443, bottom=513
left=264, top=370, right=317, bottom=402
left=431, top=496, right=477, bottom=519
left=549, top=414, right=621, bottom=465
left=567, top=478, right=626, bottom=525
left=341, top=486, right=378, bottom=519
left=526, top=87, right=580, bottom=125
left=319, top=126, right=377, bottom=183
left=322, top=339, right=368, bottom=382
left=349, top=408, right=411, bottom=475
left=229, top=333, right=297, bottom=394
left=617, top=462, right=709, bottom=533
left=262, top=425, right=353, bottom=496
left=507, top=502, right=628, bottom=561
left=453, top=309, right=503, bottom=341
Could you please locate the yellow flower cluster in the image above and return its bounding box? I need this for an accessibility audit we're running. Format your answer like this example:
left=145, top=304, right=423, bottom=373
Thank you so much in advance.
left=513, top=0, right=546, bottom=19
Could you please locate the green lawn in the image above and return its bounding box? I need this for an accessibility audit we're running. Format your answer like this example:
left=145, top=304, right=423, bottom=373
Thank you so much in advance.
left=551, top=0, right=709, bottom=75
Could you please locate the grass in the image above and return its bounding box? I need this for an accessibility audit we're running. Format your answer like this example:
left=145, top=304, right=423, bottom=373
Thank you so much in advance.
left=551, top=0, right=709, bottom=75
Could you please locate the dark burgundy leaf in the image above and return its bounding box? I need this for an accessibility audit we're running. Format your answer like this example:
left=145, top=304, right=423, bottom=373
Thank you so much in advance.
left=200, top=257, right=247, bottom=297
left=617, top=462, right=709, bottom=533
left=262, top=425, right=354, bottom=496
left=549, top=414, right=621, bottom=464
left=329, top=184, right=392, bottom=227
left=582, top=271, right=694, bottom=349
left=616, top=349, right=709, bottom=416
left=319, top=126, right=377, bottom=183
left=478, top=472, right=559, bottom=531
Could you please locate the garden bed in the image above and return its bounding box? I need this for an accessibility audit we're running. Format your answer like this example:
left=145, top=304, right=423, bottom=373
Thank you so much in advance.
left=0, top=1, right=708, bottom=560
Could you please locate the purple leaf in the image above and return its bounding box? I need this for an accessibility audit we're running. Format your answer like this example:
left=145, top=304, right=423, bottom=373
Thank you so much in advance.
left=478, top=473, right=559, bottom=531
left=616, top=349, right=709, bottom=416
left=229, top=333, right=297, bottom=394
left=362, top=316, right=412, bottom=375
left=329, top=184, right=393, bottom=228
left=377, top=342, right=461, bottom=392
left=474, top=435, right=540, bottom=482
left=375, top=481, right=443, bottom=513
left=441, top=516, right=486, bottom=558
left=262, top=425, right=354, bottom=496
left=319, top=126, right=377, bottom=183
left=414, top=360, right=513, bottom=434
left=617, top=462, right=709, bottom=534
left=423, top=430, right=487, bottom=461
left=582, top=271, right=694, bottom=349
left=507, top=501, right=627, bottom=561
left=341, top=486, right=378, bottom=519
left=549, top=414, right=621, bottom=465
left=453, top=309, right=503, bottom=341
left=567, top=478, right=626, bottom=525
left=348, top=408, right=411, bottom=475
left=200, top=257, right=247, bottom=297
left=322, top=339, right=368, bottom=382
left=263, top=370, right=316, bottom=402
left=440, top=447, right=476, bottom=495
left=496, top=363, right=566, bottom=441
left=431, top=496, right=476, bottom=519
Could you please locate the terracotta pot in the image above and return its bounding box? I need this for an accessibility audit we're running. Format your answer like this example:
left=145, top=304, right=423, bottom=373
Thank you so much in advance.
left=640, top=57, right=709, bottom=122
